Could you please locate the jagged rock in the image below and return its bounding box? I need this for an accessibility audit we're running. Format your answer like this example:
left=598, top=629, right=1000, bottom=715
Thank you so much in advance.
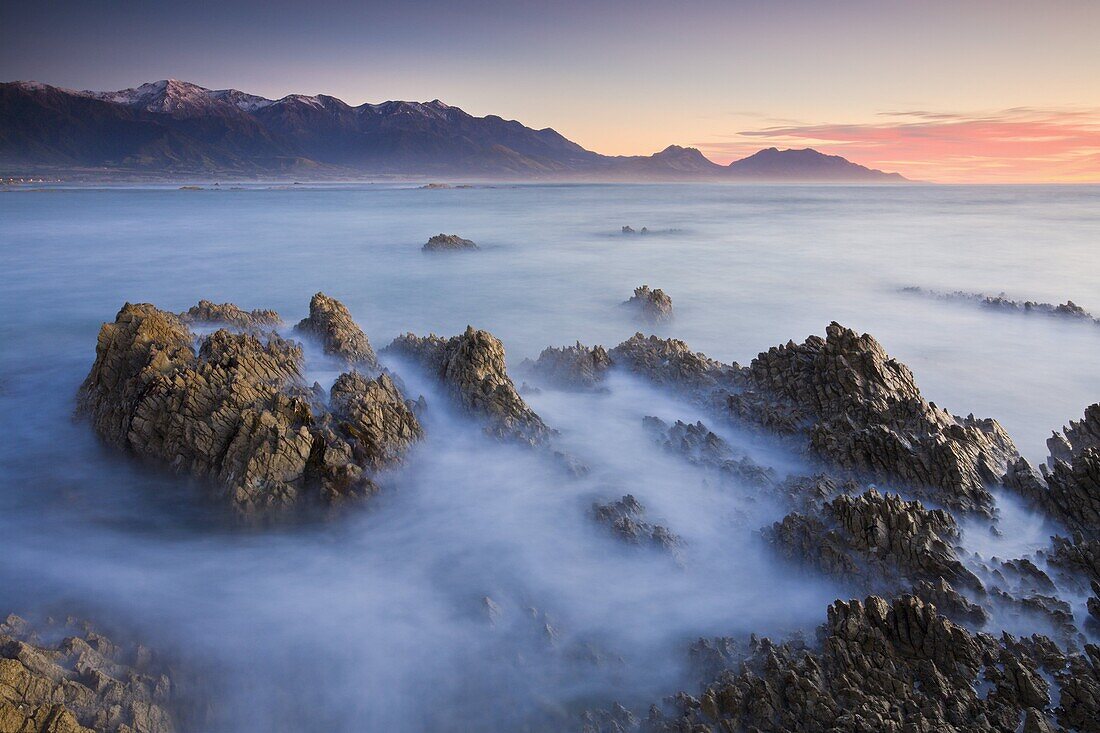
left=642, top=417, right=775, bottom=488
left=743, top=322, right=1017, bottom=514
left=323, top=371, right=423, bottom=470
left=770, top=488, right=983, bottom=592
left=639, top=594, right=1096, bottom=733
left=0, top=614, right=183, bottom=733
left=518, top=342, right=612, bottom=390
left=384, top=327, right=552, bottom=445
left=179, top=300, right=280, bottom=330
left=609, top=333, right=739, bottom=395
left=422, top=233, right=478, bottom=252
left=911, top=577, right=989, bottom=626
left=76, top=302, right=418, bottom=515
left=623, top=285, right=673, bottom=324
left=591, top=495, right=680, bottom=552
left=294, top=292, right=377, bottom=367
left=1004, top=404, right=1100, bottom=539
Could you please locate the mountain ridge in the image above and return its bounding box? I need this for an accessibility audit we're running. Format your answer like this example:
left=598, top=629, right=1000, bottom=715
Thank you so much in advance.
left=0, top=79, right=908, bottom=181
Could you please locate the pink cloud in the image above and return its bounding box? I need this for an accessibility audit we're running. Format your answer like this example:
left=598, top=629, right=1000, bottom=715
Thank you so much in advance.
left=697, top=108, right=1100, bottom=183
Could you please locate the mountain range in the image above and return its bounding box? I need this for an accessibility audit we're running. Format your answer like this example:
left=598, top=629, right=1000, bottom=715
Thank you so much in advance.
left=0, top=79, right=907, bottom=181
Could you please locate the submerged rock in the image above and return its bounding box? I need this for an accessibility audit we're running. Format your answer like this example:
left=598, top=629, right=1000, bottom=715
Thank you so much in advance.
left=642, top=416, right=775, bottom=488
left=77, top=301, right=419, bottom=516
left=903, top=286, right=1100, bottom=326
left=518, top=342, right=612, bottom=391
left=422, top=233, right=478, bottom=252
left=179, top=300, right=281, bottom=330
left=294, top=292, right=377, bottom=367
left=622, top=285, right=673, bottom=324
left=591, top=494, right=680, bottom=552
left=385, top=326, right=552, bottom=445
left=0, top=614, right=184, bottom=733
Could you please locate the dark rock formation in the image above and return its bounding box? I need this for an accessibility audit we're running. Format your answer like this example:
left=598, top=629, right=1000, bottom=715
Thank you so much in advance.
left=642, top=417, right=775, bottom=488
left=0, top=614, right=182, bottom=733
left=294, top=292, right=377, bottom=367
left=179, top=300, right=281, bottom=330
left=591, top=494, right=680, bottom=552
left=385, top=326, right=552, bottom=445
left=1004, top=403, right=1100, bottom=539
left=742, top=323, right=1017, bottom=514
left=641, top=594, right=1100, bottom=733
left=770, top=488, right=983, bottom=592
left=623, top=286, right=673, bottom=324
left=422, top=233, right=478, bottom=252
left=518, top=342, right=612, bottom=391
left=76, top=302, right=419, bottom=515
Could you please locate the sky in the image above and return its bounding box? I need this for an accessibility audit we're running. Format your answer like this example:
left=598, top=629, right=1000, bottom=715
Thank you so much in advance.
left=3, top=0, right=1099, bottom=182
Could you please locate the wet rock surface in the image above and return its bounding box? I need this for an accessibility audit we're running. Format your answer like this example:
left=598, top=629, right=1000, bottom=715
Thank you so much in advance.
left=623, top=285, right=673, bottom=324
left=76, top=299, right=418, bottom=516
left=294, top=291, right=377, bottom=367
left=0, top=614, right=186, bottom=733
left=179, top=300, right=281, bottom=330
left=422, top=233, right=478, bottom=252
left=385, top=326, right=552, bottom=445
left=518, top=342, right=613, bottom=391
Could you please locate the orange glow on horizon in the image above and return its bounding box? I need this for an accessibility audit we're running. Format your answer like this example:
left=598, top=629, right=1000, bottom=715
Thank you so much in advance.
left=694, top=108, right=1100, bottom=184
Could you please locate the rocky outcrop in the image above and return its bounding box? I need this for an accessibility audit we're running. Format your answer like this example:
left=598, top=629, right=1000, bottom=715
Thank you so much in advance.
left=179, top=300, right=280, bottom=330
left=0, top=614, right=182, bottom=733
left=591, top=494, right=680, bottom=552
left=642, top=417, right=775, bottom=488
left=294, top=292, right=377, bottom=367
left=518, top=342, right=612, bottom=391
left=322, top=371, right=423, bottom=470
left=76, top=302, right=419, bottom=515
left=623, top=286, right=673, bottom=324
left=1004, top=404, right=1100, bottom=539
left=422, top=233, right=478, bottom=252
left=770, top=488, right=982, bottom=592
left=385, top=327, right=552, bottom=445
left=742, top=323, right=1017, bottom=514
left=609, top=334, right=739, bottom=395
left=640, top=594, right=1099, bottom=733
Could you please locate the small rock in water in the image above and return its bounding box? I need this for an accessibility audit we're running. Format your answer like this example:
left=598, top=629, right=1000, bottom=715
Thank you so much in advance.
left=423, top=233, right=479, bottom=252
left=623, top=285, right=673, bottom=324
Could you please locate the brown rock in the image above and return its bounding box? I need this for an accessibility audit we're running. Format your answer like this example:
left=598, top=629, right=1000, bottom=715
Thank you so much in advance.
left=385, top=326, right=551, bottom=445
left=294, top=292, right=377, bottom=367
left=179, top=300, right=281, bottom=330
left=623, top=285, right=673, bottom=324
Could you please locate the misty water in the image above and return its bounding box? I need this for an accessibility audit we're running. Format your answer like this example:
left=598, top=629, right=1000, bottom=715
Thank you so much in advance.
left=1, top=183, right=1098, bottom=730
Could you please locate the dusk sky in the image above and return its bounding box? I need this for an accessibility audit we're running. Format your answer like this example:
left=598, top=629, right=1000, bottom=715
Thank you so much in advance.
left=4, top=0, right=1099, bottom=182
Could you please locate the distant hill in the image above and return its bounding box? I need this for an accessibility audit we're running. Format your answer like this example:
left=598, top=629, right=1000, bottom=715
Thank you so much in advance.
left=0, top=80, right=908, bottom=181
left=727, top=147, right=905, bottom=182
